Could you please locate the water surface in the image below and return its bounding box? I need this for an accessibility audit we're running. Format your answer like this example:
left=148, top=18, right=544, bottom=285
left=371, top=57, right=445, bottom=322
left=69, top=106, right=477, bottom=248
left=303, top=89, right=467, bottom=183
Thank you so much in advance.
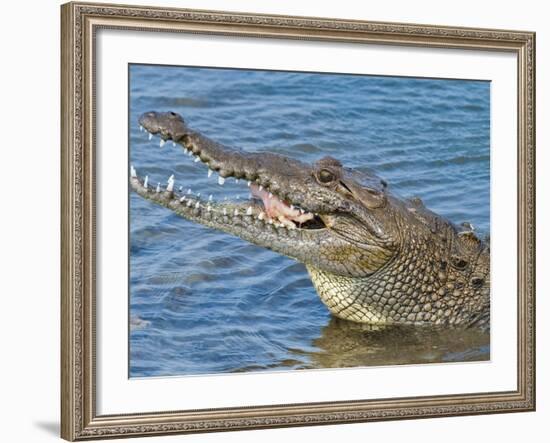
left=129, top=65, right=490, bottom=377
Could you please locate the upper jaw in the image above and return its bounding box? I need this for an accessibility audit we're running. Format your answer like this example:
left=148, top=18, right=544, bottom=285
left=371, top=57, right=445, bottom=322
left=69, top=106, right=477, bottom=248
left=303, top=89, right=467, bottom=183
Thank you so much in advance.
left=136, top=111, right=330, bottom=230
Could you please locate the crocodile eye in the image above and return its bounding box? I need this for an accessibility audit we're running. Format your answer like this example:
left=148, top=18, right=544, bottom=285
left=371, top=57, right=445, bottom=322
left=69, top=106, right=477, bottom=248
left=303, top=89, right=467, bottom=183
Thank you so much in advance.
left=318, top=168, right=336, bottom=184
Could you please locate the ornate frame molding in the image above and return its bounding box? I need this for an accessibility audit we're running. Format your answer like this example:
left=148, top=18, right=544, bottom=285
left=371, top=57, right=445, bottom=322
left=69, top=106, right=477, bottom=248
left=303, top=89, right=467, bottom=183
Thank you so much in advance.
left=61, top=2, right=535, bottom=440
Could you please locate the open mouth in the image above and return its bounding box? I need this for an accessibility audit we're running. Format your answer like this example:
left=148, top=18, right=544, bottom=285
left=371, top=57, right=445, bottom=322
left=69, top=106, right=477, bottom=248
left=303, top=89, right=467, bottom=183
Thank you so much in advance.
left=135, top=124, right=327, bottom=231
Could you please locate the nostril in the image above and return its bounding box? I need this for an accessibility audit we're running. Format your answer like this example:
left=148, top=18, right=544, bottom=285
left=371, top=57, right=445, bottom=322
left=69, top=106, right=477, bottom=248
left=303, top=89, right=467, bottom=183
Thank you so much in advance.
left=169, top=111, right=176, bottom=116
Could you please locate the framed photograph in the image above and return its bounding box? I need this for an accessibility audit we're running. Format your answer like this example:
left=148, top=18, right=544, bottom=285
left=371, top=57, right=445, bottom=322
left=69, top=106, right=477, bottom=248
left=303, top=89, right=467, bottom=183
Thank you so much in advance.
left=61, top=1, right=535, bottom=440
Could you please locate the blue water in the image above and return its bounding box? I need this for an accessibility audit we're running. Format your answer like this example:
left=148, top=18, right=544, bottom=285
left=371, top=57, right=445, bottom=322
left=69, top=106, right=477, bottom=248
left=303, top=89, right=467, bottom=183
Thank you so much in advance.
left=129, top=65, right=490, bottom=377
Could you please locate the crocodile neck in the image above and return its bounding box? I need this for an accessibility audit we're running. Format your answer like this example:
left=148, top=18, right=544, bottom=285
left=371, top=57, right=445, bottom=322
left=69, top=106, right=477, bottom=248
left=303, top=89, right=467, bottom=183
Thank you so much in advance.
left=307, top=225, right=490, bottom=327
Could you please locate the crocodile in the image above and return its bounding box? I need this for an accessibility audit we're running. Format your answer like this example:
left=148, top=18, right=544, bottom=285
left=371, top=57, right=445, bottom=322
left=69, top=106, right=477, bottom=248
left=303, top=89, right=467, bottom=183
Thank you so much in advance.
left=130, top=111, right=490, bottom=329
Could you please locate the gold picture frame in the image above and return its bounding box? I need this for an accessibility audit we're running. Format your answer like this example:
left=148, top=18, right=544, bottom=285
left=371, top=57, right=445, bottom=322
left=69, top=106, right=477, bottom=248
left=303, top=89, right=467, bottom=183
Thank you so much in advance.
left=61, top=1, right=536, bottom=440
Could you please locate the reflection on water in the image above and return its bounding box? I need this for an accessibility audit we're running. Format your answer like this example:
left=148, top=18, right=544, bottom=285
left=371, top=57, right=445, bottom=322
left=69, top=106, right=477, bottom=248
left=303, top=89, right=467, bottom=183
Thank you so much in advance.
left=129, top=65, right=490, bottom=377
left=307, top=318, right=489, bottom=369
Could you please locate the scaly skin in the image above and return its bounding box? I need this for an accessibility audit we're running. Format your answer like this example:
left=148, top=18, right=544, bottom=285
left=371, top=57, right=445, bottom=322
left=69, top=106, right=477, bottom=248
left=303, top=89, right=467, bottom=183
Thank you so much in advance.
left=131, top=111, right=490, bottom=329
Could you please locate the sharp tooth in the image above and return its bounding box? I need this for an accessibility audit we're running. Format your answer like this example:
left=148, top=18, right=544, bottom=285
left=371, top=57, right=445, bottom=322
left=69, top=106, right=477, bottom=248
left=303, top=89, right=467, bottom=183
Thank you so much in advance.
left=196, top=192, right=201, bottom=198
left=258, top=212, right=265, bottom=220
left=148, top=133, right=153, bottom=141
left=247, top=181, right=251, bottom=187
left=208, top=169, right=213, bottom=178
left=171, top=141, right=176, bottom=147
left=130, top=165, right=137, bottom=178
left=246, top=206, right=253, bottom=216
left=187, top=150, right=193, bottom=156
left=300, top=209, right=305, bottom=214
left=218, top=176, right=225, bottom=185
left=159, top=139, right=165, bottom=148
left=223, top=208, right=227, bottom=216
left=259, top=185, right=263, bottom=191
left=207, top=205, right=211, bottom=212
left=186, top=200, right=192, bottom=207
left=179, top=196, right=186, bottom=202
left=178, top=186, right=183, bottom=192
left=195, top=201, right=200, bottom=209
left=208, top=195, right=213, bottom=202
left=194, top=157, right=200, bottom=163
left=290, top=205, right=295, bottom=211
left=235, top=178, right=240, bottom=184
left=139, top=125, right=143, bottom=132
left=166, top=175, right=175, bottom=192
left=144, top=176, right=149, bottom=188
left=156, top=183, right=161, bottom=193
left=268, top=218, right=273, bottom=224
left=234, top=209, right=239, bottom=216
left=268, top=193, right=273, bottom=198
left=187, top=189, right=192, bottom=195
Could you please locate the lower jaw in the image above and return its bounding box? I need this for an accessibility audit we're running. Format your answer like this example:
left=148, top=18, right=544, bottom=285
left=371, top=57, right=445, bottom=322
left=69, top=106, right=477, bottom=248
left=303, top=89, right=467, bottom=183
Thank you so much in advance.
left=131, top=173, right=328, bottom=236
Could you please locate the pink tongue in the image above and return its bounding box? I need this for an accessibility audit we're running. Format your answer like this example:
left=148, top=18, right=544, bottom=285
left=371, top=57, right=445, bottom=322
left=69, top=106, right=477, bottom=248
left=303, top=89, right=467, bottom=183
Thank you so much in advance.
left=250, top=184, right=312, bottom=223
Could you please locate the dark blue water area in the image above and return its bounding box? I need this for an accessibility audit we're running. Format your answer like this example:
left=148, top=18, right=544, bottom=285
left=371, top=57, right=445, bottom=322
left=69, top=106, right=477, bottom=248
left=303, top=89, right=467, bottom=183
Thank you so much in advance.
left=129, top=64, right=490, bottom=377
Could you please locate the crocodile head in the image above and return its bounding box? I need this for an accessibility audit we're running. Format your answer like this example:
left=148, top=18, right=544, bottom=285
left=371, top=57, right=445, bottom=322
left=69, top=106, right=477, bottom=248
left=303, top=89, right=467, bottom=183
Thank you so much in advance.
left=133, top=111, right=400, bottom=279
